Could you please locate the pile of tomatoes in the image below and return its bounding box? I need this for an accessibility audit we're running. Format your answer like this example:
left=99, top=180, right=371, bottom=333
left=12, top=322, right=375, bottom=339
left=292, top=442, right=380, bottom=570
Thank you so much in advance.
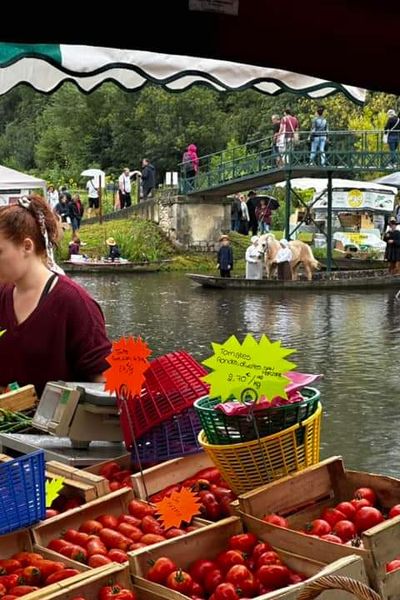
left=45, top=494, right=85, bottom=519
left=149, top=467, right=236, bottom=522
left=263, top=486, right=400, bottom=573
left=145, top=533, right=305, bottom=599
left=98, top=462, right=134, bottom=491
left=70, top=584, right=136, bottom=600
left=46, top=499, right=196, bottom=566
left=0, top=550, right=82, bottom=598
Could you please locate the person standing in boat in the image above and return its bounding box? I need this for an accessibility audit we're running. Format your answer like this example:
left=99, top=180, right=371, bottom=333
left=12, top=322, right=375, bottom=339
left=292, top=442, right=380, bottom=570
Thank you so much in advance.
left=245, top=236, right=264, bottom=279
left=216, top=234, right=233, bottom=277
left=274, top=239, right=293, bottom=280
left=0, top=195, right=111, bottom=397
left=384, top=218, right=400, bottom=274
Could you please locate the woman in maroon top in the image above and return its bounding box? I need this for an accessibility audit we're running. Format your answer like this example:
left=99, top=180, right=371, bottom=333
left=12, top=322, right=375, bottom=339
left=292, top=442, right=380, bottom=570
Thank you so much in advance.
left=0, top=194, right=112, bottom=396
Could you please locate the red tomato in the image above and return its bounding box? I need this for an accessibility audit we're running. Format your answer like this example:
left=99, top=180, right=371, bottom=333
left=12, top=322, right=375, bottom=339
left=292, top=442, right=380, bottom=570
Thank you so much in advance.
left=216, top=550, right=245, bottom=573
left=99, top=529, right=131, bottom=551
left=97, top=514, right=119, bottom=529
left=0, top=573, right=22, bottom=590
left=86, top=538, right=108, bottom=557
left=354, top=487, right=377, bottom=506
left=140, top=534, right=166, bottom=545
left=88, top=554, right=112, bottom=568
left=354, top=507, right=384, bottom=533
left=252, top=542, right=272, bottom=562
left=64, top=529, right=90, bottom=547
left=387, top=560, right=400, bottom=572
left=99, top=461, right=121, bottom=480
left=63, top=497, right=83, bottom=511
left=228, top=533, right=258, bottom=554
left=256, top=551, right=282, bottom=568
left=11, top=554, right=42, bottom=568
left=127, top=500, right=155, bottom=519
left=110, top=591, right=136, bottom=600
left=107, top=549, right=129, bottom=564
left=198, top=491, right=221, bottom=521
left=59, top=544, right=88, bottom=563
left=44, top=569, right=80, bottom=585
left=389, top=505, right=400, bottom=519
left=257, top=564, right=291, bottom=589
left=166, top=570, right=193, bottom=595
left=194, top=468, right=221, bottom=483
left=320, top=534, right=343, bottom=544
left=99, top=584, right=136, bottom=600
left=109, top=482, right=123, bottom=491
left=225, top=565, right=257, bottom=597
left=141, top=516, right=165, bottom=536
left=165, top=528, right=186, bottom=539
left=204, top=570, right=224, bottom=594
left=306, top=519, right=331, bottom=537
left=21, top=566, right=41, bottom=586
left=29, top=559, right=65, bottom=580
left=79, top=520, right=103, bottom=535
left=0, top=560, right=21, bottom=575
left=189, top=559, right=218, bottom=583
left=351, top=498, right=372, bottom=512
left=209, top=485, right=233, bottom=502
left=47, top=539, right=70, bottom=553
left=9, top=586, right=40, bottom=597
left=117, top=523, right=142, bottom=540
left=45, top=509, right=59, bottom=519
left=128, top=543, right=147, bottom=551
left=321, top=508, right=346, bottom=528
left=117, top=515, right=141, bottom=528
left=262, top=514, right=289, bottom=528
left=289, top=571, right=306, bottom=584
left=333, top=520, right=357, bottom=542
left=191, top=581, right=205, bottom=598
left=147, top=557, right=177, bottom=584
left=335, top=501, right=356, bottom=521
left=213, top=582, right=240, bottom=600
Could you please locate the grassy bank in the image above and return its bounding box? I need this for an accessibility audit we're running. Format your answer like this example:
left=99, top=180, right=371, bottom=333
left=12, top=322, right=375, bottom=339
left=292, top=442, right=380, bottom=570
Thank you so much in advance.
left=55, top=218, right=249, bottom=275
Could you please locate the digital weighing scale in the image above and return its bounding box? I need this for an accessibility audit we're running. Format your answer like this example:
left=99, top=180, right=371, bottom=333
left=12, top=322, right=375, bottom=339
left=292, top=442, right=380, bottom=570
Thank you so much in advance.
left=0, top=381, right=126, bottom=466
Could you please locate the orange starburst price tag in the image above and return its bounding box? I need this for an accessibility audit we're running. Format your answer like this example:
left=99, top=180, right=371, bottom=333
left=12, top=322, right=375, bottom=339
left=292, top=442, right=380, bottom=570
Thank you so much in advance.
left=104, top=336, right=151, bottom=396
left=155, top=488, right=202, bottom=530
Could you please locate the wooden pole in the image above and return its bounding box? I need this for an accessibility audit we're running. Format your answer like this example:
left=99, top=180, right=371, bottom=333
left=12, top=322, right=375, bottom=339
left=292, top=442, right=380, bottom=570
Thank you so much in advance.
left=98, top=175, right=103, bottom=225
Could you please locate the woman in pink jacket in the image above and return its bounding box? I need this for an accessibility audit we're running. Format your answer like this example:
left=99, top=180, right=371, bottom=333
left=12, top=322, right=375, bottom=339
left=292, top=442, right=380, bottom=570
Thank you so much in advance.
left=182, top=144, right=199, bottom=179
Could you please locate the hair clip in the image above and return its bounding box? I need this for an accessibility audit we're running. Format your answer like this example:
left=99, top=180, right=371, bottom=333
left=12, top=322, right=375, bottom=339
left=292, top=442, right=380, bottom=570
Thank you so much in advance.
left=18, top=196, right=31, bottom=209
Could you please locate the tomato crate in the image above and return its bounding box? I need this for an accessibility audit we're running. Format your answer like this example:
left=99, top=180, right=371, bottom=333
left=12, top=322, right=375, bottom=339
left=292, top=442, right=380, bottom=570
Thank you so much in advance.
left=46, top=461, right=109, bottom=498
left=83, top=454, right=132, bottom=478
left=32, top=487, right=207, bottom=571
left=238, top=455, right=400, bottom=600
left=129, top=515, right=368, bottom=600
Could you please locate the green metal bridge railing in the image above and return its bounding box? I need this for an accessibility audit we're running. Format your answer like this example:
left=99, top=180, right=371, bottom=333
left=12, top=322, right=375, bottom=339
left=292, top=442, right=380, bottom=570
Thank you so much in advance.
left=179, top=130, right=397, bottom=194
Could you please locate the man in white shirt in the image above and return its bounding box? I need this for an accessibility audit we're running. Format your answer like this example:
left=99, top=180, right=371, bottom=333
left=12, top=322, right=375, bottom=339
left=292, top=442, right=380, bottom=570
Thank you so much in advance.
left=118, top=168, right=132, bottom=209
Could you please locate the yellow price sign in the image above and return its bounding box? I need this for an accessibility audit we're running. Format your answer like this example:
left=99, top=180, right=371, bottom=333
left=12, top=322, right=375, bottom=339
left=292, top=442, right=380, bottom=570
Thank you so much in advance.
left=347, top=189, right=363, bottom=208
left=202, top=334, right=296, bottom=403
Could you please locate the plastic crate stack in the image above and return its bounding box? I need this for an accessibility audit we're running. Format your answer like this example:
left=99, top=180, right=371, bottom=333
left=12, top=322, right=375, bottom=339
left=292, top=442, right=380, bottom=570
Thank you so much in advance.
left=195, top=386, right=322, bottom=495
left=118, top=351, right=210, bottom=466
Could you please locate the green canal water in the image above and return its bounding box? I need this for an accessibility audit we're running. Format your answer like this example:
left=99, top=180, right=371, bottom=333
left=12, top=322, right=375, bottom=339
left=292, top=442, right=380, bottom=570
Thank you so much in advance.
left=73, top=272, right=400, bottom=477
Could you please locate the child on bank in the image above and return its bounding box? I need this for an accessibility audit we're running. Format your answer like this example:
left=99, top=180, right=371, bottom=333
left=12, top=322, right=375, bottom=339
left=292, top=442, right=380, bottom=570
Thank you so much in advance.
left=217, top=234, right=234, bottom=277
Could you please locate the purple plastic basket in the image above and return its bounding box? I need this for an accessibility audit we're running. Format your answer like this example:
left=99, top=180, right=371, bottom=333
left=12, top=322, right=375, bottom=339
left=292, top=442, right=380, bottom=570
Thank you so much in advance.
left=131, top=407, right=203, bottom=465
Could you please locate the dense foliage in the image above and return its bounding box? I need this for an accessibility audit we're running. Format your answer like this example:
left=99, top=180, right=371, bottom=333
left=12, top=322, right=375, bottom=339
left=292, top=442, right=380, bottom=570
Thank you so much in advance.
left=0, top=83, right=398, bottom=189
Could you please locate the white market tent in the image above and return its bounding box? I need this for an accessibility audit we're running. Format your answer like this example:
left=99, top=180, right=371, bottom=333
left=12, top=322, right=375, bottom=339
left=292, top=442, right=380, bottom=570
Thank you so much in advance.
left=275, top=178, right=398, bottom=196
left=0, top=165, right=46, bottom=206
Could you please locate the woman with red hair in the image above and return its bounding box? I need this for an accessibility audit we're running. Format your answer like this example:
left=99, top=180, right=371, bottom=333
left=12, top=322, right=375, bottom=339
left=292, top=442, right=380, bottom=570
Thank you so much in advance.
left=0, top=195, right=111, bottom=396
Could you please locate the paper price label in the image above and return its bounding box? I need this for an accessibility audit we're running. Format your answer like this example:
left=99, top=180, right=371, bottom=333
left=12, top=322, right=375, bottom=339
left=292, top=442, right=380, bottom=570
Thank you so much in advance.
left=104, top=336, right=151, bottom=396
left=202, top=334, right=296, bottom=403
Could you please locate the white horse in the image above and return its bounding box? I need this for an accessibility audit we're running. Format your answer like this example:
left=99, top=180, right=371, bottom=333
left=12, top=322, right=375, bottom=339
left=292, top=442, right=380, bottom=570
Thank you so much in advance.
left=258, top=233, right=320, bottom=281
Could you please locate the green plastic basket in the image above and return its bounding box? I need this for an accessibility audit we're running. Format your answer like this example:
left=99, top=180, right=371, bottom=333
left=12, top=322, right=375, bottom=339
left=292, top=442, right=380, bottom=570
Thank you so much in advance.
left=194, top=387, right=320, bottom=445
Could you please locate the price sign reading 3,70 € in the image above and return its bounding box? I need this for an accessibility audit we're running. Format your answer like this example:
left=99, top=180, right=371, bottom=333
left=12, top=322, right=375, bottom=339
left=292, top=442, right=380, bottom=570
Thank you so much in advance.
left=202, top=334, right=296, bottom=403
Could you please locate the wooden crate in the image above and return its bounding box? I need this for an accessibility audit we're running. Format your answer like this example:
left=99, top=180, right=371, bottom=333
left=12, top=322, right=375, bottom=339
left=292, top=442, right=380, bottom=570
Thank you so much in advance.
left=33, top=487, right=206, bottom=570
left=129, top=515, right=368, bottom=600
left=131, top=451, right=214, bottom=499
left=46, top=460, right=109, bottom=497
left=238, top=455, right=400, bottom=599
left=0, top=384, right=38, bottom=411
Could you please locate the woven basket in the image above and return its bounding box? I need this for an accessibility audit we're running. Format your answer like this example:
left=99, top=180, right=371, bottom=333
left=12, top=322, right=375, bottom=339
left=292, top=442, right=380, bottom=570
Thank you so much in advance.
left=297, top=575, right=382, bottom=600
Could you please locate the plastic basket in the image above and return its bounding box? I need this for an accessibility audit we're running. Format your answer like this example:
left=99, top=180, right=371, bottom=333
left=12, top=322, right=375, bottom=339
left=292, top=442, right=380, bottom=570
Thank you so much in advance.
left=194, top=387, right=320, bottom=445
left=199, top=403, right=322, bottom=495
left=131, top=406, right=203, bottom=465
left=0, top=450, right=46, bottom=534
left=119, top=351, right=209, bottom=445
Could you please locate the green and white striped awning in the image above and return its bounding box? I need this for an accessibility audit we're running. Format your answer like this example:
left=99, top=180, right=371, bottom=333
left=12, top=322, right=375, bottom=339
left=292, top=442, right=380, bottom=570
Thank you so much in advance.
left=0, top=43, right=366, bottom=103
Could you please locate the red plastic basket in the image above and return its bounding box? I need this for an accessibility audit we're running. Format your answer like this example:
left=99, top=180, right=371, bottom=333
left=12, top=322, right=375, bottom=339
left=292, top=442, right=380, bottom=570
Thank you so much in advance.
left=118, top=351, right=209, bottom=445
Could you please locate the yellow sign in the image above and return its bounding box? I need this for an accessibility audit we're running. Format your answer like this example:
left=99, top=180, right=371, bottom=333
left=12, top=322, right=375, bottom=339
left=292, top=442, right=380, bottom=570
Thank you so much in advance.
left=0, top=330, right=5, bottom=338
left=347, top=233, right=368, bottom=244
left=347, top=189, right=364, bottom=208
left=202, top=334, right=296, bottom=403
left=45, top=477, right=65, bottom=508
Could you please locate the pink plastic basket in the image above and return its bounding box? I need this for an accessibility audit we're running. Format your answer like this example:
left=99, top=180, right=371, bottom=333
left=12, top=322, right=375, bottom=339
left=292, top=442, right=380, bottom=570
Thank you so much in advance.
left=118, top=351, right=209, bottom=445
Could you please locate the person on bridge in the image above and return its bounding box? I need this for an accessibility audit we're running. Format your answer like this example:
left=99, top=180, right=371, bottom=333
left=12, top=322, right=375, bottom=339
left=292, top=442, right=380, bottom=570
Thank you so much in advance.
left=245, top=236, right=264, bottom=279
left=279, top=109, right=300, bottom=162
left=383, top=218, right=400, bottom=274
left=309, top=106, right=328, bottom=166
left=384, top=109, right=400, bottom=168
left=182, top=144, right=199, bottom=180
left=217, top=234, right=233, bottom=277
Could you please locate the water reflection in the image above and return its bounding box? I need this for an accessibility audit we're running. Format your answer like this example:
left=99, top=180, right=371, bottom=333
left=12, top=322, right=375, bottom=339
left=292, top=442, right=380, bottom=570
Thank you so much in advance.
left=73, top=273, right=400, bottom=477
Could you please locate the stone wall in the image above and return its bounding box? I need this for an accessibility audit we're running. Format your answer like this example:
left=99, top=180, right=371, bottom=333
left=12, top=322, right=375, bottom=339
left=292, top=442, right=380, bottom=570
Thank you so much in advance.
left=85, top=192, right=231, bottom=250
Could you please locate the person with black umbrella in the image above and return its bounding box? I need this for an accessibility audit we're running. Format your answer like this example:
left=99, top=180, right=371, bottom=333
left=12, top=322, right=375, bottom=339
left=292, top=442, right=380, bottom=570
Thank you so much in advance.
left=255, top=198, right=272, bottom=234
left=247, top=191, right=258, bottom=236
